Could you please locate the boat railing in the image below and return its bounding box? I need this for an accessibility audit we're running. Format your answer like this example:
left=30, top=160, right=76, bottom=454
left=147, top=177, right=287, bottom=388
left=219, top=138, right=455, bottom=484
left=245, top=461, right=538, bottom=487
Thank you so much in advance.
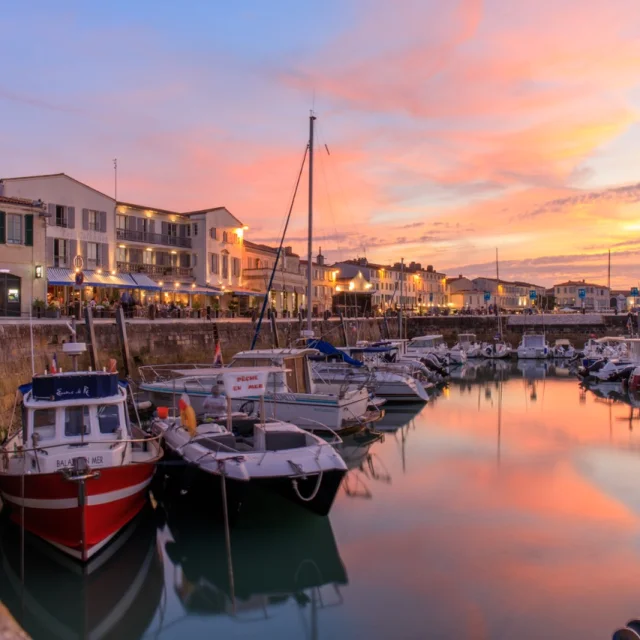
left=3, top=432, right=163, bottom=459
left=139, top=363, right=215, bottom=383
left=295, top=417, right=343, bottom=450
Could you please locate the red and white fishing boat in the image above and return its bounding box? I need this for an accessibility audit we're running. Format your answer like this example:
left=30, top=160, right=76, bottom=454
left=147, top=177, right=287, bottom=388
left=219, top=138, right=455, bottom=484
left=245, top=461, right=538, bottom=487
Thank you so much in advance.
left=0, top=343, right=162, bottom=562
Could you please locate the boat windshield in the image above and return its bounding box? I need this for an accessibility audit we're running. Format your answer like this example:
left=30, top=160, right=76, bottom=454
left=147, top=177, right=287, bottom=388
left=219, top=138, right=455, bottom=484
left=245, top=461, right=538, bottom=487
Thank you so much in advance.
left=32, top=408, right=56, bottom=441
left=97, top=404, right=120, bottom=434
left=523, top=335, right=545, bottom=347
left=284, top=357, right=310, bottom=393
left=65, top=406, right=90, bottom=437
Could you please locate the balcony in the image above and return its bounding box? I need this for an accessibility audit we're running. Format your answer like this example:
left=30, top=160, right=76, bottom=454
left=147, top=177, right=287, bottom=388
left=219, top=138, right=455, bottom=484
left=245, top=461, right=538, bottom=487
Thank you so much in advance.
left=116, top=228, right=192, bottom=249
left=117, top=262, right=193, bottom=278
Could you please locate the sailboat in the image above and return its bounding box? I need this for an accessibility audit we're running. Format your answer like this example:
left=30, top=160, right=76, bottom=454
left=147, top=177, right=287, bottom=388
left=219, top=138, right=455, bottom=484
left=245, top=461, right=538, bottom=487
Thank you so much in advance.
left=482, top=249, right=512, bottom=359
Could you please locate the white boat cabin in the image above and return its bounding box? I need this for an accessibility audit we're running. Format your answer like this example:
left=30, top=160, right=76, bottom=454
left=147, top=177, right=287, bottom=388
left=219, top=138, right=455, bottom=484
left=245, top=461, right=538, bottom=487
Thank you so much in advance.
left=229, top=349, right=317, bottom=395
left=407, top=335, right=446, bottom=350
left=521, top=335, right=546, bottom=348
left=8, top=372, right=136, bottom=475
left=458, top=334, right=478, bottom=346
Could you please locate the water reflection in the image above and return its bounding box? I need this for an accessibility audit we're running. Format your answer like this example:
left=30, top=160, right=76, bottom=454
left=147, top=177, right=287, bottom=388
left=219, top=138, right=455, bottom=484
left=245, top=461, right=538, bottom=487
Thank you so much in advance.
left=7, top=363, right=640, bottom=638
left=157, top=497, right=347, bottom=635
left=0, top=507, right=163, bottom=640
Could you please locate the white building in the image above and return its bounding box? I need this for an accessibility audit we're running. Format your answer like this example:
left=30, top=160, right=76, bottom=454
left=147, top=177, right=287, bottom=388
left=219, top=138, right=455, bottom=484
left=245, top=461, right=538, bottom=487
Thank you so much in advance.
left=0, top=194, right=47, bottom=316
left=553, top=280, right=610, bottom=310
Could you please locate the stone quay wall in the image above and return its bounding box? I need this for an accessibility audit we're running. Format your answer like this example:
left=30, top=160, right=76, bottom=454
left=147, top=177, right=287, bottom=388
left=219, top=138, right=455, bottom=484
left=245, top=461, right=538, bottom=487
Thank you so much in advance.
left=0, top=314, right=633, bottom=432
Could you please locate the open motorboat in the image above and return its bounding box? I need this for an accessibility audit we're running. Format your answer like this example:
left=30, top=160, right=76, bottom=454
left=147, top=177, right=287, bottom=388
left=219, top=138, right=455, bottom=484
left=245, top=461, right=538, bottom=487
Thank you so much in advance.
left=140, top=349, right=381, bottom=433
left=551, top=339, right=576, bottom=359
left=362, top=340, right=448, bottom=383
left=309, top=341, right=430, bottom=403
left=150, top=370, right=348, bottom=516
left=0, top=344, right=162, bottom=562
left=516, top=334, right=550, bottom=359
left=405, top=335, right=467, bottom=365
left=454, top=333, right=483, bottom=358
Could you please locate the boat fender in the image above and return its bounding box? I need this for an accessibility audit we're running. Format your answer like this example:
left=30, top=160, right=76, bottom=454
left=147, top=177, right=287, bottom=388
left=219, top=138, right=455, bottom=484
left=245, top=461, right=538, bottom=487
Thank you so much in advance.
left=179, top=395, right=197, bottom=436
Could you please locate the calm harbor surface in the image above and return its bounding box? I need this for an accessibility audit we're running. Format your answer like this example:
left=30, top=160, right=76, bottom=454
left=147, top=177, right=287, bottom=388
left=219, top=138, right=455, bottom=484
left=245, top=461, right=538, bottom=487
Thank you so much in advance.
left=2, top=359, right=640, bottom=639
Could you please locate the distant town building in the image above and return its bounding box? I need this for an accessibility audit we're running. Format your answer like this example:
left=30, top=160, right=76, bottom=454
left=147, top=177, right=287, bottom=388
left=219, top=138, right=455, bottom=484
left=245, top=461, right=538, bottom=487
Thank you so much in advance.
left=300, top=249, right=336, bottom=315
left=553, top=280, right=610, bottom=310
left=334, top=258, right=447, bottom=314
left=0, top=195, right=47, bottom=316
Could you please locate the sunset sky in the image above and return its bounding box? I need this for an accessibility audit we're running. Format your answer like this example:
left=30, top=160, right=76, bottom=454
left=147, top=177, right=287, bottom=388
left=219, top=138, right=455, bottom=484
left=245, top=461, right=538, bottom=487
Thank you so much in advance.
left=2, top=0, right=640, bottom=287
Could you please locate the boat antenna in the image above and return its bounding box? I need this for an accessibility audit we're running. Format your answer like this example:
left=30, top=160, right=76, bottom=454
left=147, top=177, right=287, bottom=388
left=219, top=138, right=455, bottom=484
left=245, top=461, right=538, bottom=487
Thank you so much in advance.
left=304, top=111, right=317, bottom=338
left=249, top=143, right=309, bottom=350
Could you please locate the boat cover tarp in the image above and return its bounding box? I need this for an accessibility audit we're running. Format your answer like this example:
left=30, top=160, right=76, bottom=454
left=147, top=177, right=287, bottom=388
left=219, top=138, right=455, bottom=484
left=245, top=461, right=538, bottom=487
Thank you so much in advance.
left=307, top=340, right=363, bottom=367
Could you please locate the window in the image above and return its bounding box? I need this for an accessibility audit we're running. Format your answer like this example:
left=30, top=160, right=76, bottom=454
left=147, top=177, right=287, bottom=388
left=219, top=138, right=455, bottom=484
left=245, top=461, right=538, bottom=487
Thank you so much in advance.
left=167, top=223, right=178, bottom=237
left=88, top=210, right=100, bottom=231
left=192, top=223, right=198, bottom=236
left=117, top=214, right=127, bottom=230
left=222, top=231, right=228, bottom=243
left=65, top=406, right=90, bottom=437
left=55, top=205, right=67, bottom=227
left=33, top=408, right=56, bottom=441
left=314, top=286, right=318, bottom=297
left=7, top=214, right=22, bottom=244
left=87, top=242, right=98, bottom=268
left=210, top=253, right=219, bottom=274
left=97, top=405, right=120, bottom=434
left=314, top=269, right=319, bottom=280
left=54, top=239, right=68, bottom=267
left=116, top=246, right=126, bottom=263
left=210, top=227, right=217, bottom=240
left=232, top=257, right=241, bottom=277
left=222, top=254, right=229, bottom=278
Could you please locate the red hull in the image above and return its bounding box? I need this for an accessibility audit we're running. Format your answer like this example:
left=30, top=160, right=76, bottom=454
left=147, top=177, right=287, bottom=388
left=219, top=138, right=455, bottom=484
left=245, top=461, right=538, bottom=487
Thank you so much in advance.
left=0, top=462, right=156, bottom=560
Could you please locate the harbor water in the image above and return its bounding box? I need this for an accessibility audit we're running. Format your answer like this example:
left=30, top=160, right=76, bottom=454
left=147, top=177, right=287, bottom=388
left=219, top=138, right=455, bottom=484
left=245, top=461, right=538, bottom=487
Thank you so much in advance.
left=3, top=359, right=640, bottom=639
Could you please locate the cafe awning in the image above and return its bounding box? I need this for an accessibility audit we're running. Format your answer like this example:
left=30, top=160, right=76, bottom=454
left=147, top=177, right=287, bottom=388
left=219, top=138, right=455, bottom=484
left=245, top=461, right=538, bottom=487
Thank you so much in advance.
left=230, top=287, right=265, bottom=297
left=47, top=268, right=145, bottom=289
left=162, top=284, right=222, bottom=295
left=130, top=274, right=162, bottom=291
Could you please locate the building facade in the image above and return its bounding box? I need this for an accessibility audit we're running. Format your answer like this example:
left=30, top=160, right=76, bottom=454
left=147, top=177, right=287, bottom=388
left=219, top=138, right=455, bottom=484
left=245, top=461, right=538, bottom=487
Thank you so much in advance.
left=300, top=251, right=336, bottom=315
left=0, top=195, right=47, bottom=316
left=472, top=277, right=546, bottom=311
left=243, top=243, right=307, bottom=315
left=553, top=280, right=610, bottom=310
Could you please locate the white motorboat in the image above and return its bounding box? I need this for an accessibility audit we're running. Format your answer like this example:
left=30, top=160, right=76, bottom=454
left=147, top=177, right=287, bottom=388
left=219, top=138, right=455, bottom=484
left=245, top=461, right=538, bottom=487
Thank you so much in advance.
left=139, top=349, right=380, bottom=433
left=589, top=358, right=635, bottom=383
left=516, top=334, right=550, bottom=359
left=151, top=370, right=348, bottom=516
left=312, top=359, right=429, bottom=403
left=454, top=333, right=483, bottom=358
left=405, top=335, right=467, bottom=365
left=551, top=339, right=576, bottom=359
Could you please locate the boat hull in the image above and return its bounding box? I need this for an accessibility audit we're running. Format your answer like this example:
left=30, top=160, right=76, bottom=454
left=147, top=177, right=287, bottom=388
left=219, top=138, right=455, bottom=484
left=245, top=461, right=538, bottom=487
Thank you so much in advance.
left=0, top=462, right=156, bottom=561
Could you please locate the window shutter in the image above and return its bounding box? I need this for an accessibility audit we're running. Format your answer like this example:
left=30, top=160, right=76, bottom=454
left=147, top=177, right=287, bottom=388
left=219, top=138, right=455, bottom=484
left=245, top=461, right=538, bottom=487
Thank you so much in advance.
left=81, top=241, right=88, bottom=263
left=161, top=221, right=168, bottom=236
left=149, top=220, right=155, bottom=235
left=67, top=207, right=75, bottom=229
left=82, top=208, right=89, bottom=231
left=0, top=211, right=5, bottom=244
left=137, top=217, right=145, bottom=232
left=100, top=211, right=107, bottom=233
left=24, top=214, right=33, bottom=246
left=69, top=240, right=78, bottom=262
left=102, top=243, right=110, bottom=269
left=46, top=237, right=54, bottom=265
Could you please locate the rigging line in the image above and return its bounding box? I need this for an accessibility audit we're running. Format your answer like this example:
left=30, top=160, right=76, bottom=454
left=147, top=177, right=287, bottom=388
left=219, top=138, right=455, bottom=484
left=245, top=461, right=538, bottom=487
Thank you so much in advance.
left=250, top=143, right=309, bottom=350
left=316, top=121, right=343, bottom=255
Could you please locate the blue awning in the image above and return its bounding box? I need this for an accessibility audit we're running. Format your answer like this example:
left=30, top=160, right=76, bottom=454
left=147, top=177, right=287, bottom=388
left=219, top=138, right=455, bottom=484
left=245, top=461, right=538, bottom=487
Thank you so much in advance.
left=47, top=268, right=148, bottom=289
left=130, top=274, right=162, bottom=291
left=307, top=339, right=363, bottom=367
left=162, top=284, right=221, bottom=295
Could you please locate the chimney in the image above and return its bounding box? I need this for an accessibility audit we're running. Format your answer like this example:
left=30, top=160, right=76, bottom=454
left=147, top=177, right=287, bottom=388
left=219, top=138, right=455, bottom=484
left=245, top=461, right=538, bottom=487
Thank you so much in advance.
left=284, top=246, right=293, bottom=255
left=358, top=257, right=367, bottom=266
left=427, top=265, right=433, bottom=272
left=317, top=246, right=325, bottom=266
left=459, top=274, right=463, bottom=278
left=0, top=181, right=4, bottom=197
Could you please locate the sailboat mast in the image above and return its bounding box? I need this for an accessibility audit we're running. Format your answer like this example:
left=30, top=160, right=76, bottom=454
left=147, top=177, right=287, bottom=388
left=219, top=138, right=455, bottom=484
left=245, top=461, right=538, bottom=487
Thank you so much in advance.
left=307, top=112, right=316, bottom=334
left=495, top=248, right=502, bottom=335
